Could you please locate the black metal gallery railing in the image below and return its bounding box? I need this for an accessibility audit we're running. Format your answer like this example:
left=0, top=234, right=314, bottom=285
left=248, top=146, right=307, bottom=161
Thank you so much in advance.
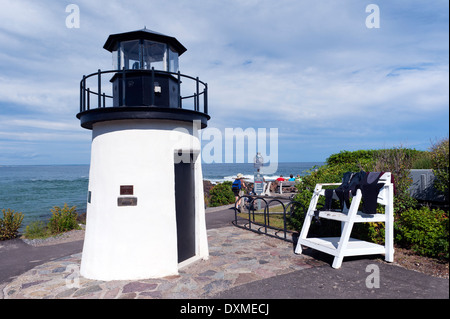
left=79, top=68, right=208, bottom=115
left=232, top=195, right=305, bottom=243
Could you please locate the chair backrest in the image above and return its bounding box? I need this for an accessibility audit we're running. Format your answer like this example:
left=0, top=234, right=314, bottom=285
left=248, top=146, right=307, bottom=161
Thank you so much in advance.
left=375, top=172, right=392, bottom=206
left=281, top=181, right=295, bottom=187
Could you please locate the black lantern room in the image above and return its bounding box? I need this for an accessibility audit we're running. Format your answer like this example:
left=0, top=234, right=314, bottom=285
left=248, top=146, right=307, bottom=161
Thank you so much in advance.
left=77, top=28, right=209, bottom=129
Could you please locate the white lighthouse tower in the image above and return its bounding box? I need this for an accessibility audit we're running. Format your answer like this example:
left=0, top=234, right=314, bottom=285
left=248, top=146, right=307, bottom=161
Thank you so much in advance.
left=76, top=29, right=210, bottom=281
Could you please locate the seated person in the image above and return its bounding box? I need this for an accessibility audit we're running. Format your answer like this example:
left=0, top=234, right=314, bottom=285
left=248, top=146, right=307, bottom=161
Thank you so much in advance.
left=276, top=175, right=285, bottom=181
left=288, top=174, right=295, bottom=181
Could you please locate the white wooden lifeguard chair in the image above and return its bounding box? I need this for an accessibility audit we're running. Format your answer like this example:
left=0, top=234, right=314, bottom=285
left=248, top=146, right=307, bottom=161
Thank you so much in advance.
left=294, top=172, right=394, bottom=269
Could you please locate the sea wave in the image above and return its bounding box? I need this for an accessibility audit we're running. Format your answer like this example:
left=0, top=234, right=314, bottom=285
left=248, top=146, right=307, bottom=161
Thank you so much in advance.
left=219, top=173, right=289, bottom=183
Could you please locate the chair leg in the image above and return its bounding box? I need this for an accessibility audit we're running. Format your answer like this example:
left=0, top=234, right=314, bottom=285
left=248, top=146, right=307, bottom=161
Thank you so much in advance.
left=385, top=228, right=394, bottom=263
left=295, top=190, right=320, bottom=255
left=332, top=256, right=343, bottom=269
left=384, top=183, right=394, bottom=263
left=331, top=194, right=359, bottom=268
left=294, top=213, right=311, bottom=255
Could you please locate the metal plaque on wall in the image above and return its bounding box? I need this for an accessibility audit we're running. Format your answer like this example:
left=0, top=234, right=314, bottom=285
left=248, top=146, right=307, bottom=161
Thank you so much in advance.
left=118, top=197, right=137, bottom=206
left=120, top=185, right=134, bottom=195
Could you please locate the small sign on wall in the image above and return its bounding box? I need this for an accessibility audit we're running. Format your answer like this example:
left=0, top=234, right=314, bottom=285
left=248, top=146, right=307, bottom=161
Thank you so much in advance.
left=118, top=197, right=137, bottom=206
left=120, top=185, right=134, bottom=195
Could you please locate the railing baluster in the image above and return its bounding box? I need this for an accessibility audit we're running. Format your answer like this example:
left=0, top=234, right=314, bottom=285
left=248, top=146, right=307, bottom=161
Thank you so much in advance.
left=196, top=77, right=199, bottom=111
left=204, top=83, right=208, bottom=115
left=80, top=78, right=83, bottom=113
left=87, top=88, right=90, bottom=110
left=82, top=75, right=86, bottom=112
left=98, top=69, right=101, bottom=108
left=193, top=92, right=197, bottom=111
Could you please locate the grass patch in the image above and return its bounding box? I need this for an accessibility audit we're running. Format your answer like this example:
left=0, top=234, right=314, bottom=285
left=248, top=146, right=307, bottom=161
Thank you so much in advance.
left=237, top=211, right=295, bottom=230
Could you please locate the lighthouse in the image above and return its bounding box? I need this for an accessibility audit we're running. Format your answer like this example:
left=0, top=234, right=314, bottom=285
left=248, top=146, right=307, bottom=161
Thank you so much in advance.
left=76, top=29, right=210, bottom=281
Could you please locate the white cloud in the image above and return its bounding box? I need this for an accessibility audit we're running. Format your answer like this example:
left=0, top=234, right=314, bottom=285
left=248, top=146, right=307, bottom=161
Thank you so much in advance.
left=0, top=0, right=448, bottom=164
left=0, top=117, right=79, bottom=131
left=0, top=1, right=62, bottom=38
left=0, top=130, right=87, bottom=142
left=0, top=76, right=77, bottom=114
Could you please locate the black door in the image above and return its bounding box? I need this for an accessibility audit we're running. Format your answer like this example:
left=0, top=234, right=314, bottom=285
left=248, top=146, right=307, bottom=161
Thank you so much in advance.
left=174, top=155, right=196, bottom=263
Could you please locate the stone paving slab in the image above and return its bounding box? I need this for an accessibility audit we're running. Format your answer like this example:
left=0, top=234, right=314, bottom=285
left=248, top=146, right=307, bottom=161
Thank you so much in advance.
left=2, top=226, right=324, bottom=299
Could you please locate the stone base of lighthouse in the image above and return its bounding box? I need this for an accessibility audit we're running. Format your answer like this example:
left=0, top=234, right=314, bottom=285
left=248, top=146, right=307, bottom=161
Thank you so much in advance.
left=80, top=119, right=209, bottom=281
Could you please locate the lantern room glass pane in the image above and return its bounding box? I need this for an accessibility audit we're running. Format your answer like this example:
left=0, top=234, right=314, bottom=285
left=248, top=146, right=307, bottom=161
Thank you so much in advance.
left=120, top=40, right=141, bottom=70
left=112, top=50, right=119, bottom=70
left=168, top=46, right=179, bottom=73
left=142, top=40, right=167, bottom=71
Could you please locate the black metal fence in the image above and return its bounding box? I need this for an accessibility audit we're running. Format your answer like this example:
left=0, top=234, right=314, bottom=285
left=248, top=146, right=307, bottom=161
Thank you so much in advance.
left=79, top=68, right=208, bottom=115
left=232, top=195, right=305, bottom=243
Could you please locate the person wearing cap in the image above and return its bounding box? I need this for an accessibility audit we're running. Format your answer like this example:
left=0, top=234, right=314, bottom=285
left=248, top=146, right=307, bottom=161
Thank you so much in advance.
left=231, top=173, right=246, bottom=211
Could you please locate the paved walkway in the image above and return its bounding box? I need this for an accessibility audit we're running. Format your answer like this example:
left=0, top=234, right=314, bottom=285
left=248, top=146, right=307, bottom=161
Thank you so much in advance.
left=1, top=205, right=448, bottom=299
left=2, top=226, right=325, bottom=299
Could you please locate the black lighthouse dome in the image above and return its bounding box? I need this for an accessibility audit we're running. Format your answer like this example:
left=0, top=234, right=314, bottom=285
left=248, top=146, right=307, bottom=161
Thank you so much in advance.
left=76, top=28, right=209, bottom=129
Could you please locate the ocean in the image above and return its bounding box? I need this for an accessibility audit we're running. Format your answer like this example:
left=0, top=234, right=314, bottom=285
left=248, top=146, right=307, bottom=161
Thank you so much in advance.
left=201, top=162, right=323, bottom=183
left=0, top=165, right=89, bottom=230
left=0, top=162, right=323, bottom=229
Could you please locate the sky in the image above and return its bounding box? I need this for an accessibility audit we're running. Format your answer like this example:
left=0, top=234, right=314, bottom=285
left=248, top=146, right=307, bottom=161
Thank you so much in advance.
left=0, top=0, right=448, bottom=165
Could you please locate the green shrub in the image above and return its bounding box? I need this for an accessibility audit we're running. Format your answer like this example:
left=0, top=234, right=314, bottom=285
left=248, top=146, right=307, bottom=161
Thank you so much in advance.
left=430, top=137, right=449, bottom=200
left=0, top=208, right=24, bottom=241
left=24, top=220, right=48, bottom=239
left=396, top=207, right=449, bottom=260
left=372, top=147, right=418, bottom=214
left=326, top=148, right=424, bottom=169
left=351, top=221, right=386, bottom=244
left=326, top=150, right=377, bottom=167
left=411, top=151, right=433, bottom=169
left=209, top=181, right=235, bottom=207
left=48, top=203, right=80, bottom=234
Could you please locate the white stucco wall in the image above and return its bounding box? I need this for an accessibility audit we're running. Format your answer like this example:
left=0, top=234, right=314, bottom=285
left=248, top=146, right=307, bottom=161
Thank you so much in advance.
left=80, top=119, right=208, bottom=281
